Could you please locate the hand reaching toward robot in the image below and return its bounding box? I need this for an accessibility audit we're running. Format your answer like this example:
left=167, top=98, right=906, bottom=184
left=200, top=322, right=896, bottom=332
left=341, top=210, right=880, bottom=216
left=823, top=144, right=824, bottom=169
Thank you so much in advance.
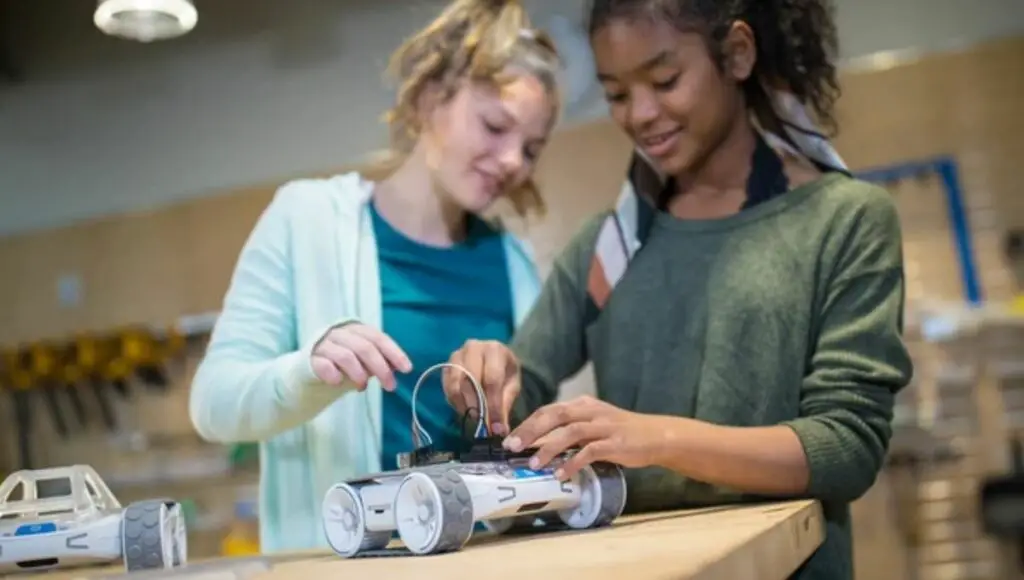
left=505, top=396, right=669, bottom=481
left=443, top=340, right=666, bottom=481
left=320, top=357, right=630, bottom=559
left=443, top=339, right=519, bottom=435
left=310, top=323, right=412, bottom=391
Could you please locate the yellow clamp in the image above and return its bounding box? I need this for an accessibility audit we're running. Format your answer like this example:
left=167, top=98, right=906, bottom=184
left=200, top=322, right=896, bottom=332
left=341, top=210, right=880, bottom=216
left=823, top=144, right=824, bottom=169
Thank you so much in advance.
left=27, top=343, right=58, bottom=379
left=2, top=348, right=34, bottom=391
left=104, top=328, right=156, bottom=380
left=59, top=339, right=85, bottom=385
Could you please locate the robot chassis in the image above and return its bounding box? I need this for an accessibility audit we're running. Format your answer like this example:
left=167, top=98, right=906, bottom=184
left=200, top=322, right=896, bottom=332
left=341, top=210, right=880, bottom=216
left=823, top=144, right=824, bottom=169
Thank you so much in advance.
left=0, top=464, right=187, bottom=574
left=322, top=363, right=628, bottom=557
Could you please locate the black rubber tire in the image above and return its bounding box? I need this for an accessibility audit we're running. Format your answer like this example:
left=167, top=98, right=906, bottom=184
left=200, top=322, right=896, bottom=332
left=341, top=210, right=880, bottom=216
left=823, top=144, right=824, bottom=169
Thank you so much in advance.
left=122, top=500, right=181, bottom=571
left=590, top=462, right=627, bottom=527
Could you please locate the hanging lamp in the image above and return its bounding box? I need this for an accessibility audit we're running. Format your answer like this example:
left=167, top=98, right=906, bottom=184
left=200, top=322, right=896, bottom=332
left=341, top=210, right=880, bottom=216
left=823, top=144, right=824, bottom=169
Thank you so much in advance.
left=93, top=0, right=198, bottom=43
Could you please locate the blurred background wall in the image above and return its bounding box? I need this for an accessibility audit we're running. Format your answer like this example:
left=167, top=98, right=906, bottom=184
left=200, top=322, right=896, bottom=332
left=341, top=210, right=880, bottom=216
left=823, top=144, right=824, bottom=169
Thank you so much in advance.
left=1, top=0, right=1022, bottom=236
left=0, top=0, right=1023, bottom=577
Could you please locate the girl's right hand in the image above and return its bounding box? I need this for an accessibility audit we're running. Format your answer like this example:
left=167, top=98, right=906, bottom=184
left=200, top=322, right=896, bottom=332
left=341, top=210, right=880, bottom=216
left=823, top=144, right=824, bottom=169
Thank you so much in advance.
left=442, top=340, right=521, bottom=435
left=310, top=323, right=412, bottom=391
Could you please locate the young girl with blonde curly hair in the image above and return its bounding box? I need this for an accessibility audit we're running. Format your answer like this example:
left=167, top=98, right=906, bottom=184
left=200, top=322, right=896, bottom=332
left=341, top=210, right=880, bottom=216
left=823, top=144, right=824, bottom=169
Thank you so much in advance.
left=189, top=0, right=561, bottom=551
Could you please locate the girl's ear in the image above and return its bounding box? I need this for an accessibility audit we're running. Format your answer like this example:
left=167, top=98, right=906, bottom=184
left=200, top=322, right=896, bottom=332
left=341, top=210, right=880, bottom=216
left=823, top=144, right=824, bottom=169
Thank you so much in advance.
left=721, top=20, right=756, bottom=83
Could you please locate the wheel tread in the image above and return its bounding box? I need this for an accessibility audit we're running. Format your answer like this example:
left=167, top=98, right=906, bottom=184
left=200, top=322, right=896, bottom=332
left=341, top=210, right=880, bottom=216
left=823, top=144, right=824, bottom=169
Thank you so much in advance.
left=407, top=470, right=474, bottom=554
left=590, top=462, right=627, bottom=528
left=122, top=500, right=178, bottom=571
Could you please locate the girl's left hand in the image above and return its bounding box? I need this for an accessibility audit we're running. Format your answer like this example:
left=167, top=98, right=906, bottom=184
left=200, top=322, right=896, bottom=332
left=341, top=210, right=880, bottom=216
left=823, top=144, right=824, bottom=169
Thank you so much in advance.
left=503, top=396, right=671, bottom=481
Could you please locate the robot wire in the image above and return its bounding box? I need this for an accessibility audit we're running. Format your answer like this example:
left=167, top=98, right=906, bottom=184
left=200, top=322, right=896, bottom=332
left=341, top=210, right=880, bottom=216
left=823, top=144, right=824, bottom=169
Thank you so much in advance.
left=459, top=406, right=485, bottom=447
left=410, top=362, right=490, bottom=448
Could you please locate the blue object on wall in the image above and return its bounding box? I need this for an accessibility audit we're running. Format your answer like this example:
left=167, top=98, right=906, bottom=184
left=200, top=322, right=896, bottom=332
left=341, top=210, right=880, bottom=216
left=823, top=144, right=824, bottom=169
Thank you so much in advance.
left=855, top=156, right=982, bottom=307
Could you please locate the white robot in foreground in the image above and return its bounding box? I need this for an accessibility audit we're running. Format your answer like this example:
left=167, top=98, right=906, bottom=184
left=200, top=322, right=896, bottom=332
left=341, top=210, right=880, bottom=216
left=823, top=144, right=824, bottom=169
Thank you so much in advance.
left=322, top=363, right=628, bottom=557
left=0, top=465, right=187, bottom=574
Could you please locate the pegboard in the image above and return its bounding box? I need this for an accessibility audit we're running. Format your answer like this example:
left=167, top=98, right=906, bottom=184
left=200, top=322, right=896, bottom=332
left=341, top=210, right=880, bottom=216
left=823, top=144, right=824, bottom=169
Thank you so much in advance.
left=857, top=157, right=981, bottom=307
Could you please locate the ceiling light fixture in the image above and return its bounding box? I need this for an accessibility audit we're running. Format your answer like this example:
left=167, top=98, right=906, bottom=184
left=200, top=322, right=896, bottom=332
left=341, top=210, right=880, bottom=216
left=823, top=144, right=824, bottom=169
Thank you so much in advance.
left=94, top=0, right=198, bottom=43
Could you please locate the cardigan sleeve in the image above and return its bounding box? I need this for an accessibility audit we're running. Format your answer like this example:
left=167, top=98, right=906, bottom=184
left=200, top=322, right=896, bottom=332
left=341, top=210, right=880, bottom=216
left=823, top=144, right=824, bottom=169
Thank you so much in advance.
left=189, top=182, right=355, bottom=443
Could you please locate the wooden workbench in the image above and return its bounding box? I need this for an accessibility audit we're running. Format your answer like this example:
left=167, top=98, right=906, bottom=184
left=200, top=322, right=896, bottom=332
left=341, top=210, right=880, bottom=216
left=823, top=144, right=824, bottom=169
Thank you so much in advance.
left=20, top=500, right=824, bottom=580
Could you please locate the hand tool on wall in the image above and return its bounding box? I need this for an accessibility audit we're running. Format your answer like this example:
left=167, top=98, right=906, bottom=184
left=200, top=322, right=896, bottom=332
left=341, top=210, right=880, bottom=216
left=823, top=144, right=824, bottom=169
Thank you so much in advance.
left=29, top=341, right=88, bottom=430
left=2, top=348, right=36, bottom=470
left=63, top=374, right=88, bottom=428
left=71, top=334, right=121, bottom=432
left=21, top=343, right=71, bottom=440
left=56, top=338, right=94, bottom=429
left=93, top=334, right=132, bottom=400
left=108, top=327, right=179, bottom=391
left=153, top=324, right=188, bottom=385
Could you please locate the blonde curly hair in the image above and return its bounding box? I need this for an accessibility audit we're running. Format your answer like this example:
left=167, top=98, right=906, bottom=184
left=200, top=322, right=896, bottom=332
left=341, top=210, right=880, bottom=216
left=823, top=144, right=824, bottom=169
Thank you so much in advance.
left=383, top=0, right=562, bottom=217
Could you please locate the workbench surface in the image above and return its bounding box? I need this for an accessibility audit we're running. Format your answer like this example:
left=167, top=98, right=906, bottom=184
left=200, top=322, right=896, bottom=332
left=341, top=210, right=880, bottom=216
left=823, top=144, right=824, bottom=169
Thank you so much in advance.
left=22, top=500, right=824, bottom=580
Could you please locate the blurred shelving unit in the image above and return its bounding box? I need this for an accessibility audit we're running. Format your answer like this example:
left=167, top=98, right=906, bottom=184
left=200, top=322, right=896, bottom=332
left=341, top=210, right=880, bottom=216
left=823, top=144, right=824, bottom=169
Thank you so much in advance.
left=858, top=152, right=1024, bottom=579
left=887, top=300, right=1024, bottom=580
left=37, top=429, right=261, bottom=559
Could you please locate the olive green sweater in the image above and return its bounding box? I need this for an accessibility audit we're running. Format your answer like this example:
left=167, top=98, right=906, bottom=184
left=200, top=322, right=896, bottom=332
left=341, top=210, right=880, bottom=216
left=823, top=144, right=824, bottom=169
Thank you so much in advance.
left=509, top=173, right=914, bottom=579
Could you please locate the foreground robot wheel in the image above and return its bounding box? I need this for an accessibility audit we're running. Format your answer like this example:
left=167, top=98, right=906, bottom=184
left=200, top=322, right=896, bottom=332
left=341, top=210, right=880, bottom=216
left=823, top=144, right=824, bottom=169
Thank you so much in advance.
left=323, top=483, right=392, bottom=557
left=394, top=470, right=474, bottom=555
left=122, top=500, right=188, bottom=571
left=557, top=463, right=627, bottom=529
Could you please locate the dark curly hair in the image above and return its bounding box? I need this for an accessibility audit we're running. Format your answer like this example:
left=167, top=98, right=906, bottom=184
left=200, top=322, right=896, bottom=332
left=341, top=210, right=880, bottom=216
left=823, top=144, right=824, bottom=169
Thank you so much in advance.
left=587, top=0, right=842, bottom=135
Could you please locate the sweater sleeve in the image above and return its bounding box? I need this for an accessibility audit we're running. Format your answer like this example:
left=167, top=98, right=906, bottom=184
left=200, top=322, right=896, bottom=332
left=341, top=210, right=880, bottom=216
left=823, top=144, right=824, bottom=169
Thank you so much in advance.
left=508, top=216, right=603, bottom=424
left=782, top=185, right=914, bottom=503
left=189, top=183, right=354, bottom=443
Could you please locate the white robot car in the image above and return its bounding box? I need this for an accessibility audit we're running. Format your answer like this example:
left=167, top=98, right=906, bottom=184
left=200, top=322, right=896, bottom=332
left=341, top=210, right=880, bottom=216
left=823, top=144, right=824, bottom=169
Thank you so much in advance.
left=323, top=452, right=626, bottom=557
left=321, top=362, right=628, bottom=557
left=0, top=465, right=187, bottom=574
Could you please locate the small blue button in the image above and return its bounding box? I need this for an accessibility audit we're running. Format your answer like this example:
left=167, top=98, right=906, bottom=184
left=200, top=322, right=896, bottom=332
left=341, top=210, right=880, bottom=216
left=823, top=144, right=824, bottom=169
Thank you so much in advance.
left=15, top=522, right=56, bottom=536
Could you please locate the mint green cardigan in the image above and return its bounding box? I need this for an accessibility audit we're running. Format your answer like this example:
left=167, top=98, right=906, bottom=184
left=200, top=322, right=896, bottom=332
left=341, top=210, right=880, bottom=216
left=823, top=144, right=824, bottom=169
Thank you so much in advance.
left=188, top=172, right=542, bottom=552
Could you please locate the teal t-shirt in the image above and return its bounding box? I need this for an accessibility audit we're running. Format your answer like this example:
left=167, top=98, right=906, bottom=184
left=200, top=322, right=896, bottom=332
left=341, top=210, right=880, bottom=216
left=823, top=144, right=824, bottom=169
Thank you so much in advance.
left=372, top=201, right=514, bottom=470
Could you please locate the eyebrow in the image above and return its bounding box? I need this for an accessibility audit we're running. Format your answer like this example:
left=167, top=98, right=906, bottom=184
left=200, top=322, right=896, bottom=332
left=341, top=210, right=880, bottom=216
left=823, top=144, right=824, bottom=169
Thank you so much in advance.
left=596, top=50, right=673, bottom=82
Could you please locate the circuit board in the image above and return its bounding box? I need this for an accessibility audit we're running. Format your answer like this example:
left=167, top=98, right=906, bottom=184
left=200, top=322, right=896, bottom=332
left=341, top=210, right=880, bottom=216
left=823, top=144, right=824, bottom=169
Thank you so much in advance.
left=395, top=436, right=546, bottom=469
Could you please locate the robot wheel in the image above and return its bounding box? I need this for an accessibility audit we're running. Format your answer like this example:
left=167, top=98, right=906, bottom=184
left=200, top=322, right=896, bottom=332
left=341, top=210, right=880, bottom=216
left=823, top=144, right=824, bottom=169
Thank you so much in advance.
left=557, top=462, right=627, bottom=530
left=122, top=499, right=187, bottom=571
left=322, top=483, right=390, bottom=558
left=394, top=470, right=475, bottom=555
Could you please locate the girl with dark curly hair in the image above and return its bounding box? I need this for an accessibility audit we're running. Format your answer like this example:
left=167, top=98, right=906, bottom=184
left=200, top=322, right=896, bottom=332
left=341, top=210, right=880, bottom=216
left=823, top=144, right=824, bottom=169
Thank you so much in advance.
left=444, top=1, right=912, bottom=577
